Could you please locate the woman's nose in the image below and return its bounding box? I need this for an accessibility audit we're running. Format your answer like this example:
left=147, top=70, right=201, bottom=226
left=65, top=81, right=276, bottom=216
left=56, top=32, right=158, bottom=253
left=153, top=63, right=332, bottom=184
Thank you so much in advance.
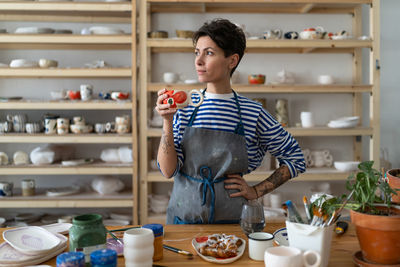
left=195, top=55, right=204, bottom=66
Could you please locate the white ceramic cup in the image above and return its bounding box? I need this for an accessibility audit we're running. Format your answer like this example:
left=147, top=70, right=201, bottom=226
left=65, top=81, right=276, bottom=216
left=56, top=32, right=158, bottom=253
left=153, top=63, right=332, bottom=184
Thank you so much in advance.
left=0, top=181, right=13, bottom=197
left=249, top=232, right=274, bottom=261
left=264, top=246, right=321, bottom=267
left=115, top=115, right=130, bottom=126
left=80, top=84, right=93, bottom=101
left=44, top=118, right=57, bottom=134
left=163, top=72, right=179, bottom=84
left=21, top=179, right=35, bottom=197
left=318, top=75, right=334, bottom=85
left=300, top=111, right=314, bottom=128
left=72, top=116, right=85, bottom=125
left=57, top=118, right=70, bottom=135
left=95, top=123, right=107, bottom=134
left=124, top=228, right=154, bottom=267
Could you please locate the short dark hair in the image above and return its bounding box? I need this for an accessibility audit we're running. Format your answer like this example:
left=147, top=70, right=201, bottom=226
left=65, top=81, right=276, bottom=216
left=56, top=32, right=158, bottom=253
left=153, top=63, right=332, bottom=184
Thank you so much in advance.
left=193, top=18, right=246, bottom=76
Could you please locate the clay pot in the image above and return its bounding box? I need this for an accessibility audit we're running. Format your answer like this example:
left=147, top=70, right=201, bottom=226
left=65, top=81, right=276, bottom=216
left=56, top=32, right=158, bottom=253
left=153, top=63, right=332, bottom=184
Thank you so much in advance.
left=350, top=206, right=400, bottom=264
left=387, top=169, right=400, bottom=203
left=248, top=74, right=266, bottom=85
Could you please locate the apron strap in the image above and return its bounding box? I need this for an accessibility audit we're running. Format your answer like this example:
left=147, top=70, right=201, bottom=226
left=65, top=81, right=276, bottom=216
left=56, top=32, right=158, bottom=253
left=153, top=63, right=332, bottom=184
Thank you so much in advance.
left=187, top=89, right=245, bottom=136
left=179, top=166, right=226, bottom=223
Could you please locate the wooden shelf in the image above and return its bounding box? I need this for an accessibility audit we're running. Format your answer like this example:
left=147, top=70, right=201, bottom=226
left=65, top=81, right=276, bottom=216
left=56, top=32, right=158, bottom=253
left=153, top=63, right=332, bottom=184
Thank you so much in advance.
left=0, top=133, right=132, bottom=143
left=0, top=68, right=131, bottom=78
left=0, top=2, right=131, bottom=23
left=148, top=39, right=372, bottom=53
left=0, top=100, right=132, bottom=110
left=148, top=0, right=371, bottom=14
left=0, top=191, right=133, bottom=208
left=147, top=167, right=352, bottom=182
left=147, top=127, right=372, bottom=137
left=148, top=83, right=373, bottom=93
left=0, top=162, right=132, bottom=175
left=0, top=34, right=131, bottom=50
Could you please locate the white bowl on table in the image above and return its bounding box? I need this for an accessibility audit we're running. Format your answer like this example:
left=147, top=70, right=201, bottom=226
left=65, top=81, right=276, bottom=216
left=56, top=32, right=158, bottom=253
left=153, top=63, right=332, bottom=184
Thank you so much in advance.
left=334, top=161, right=360, bottom=172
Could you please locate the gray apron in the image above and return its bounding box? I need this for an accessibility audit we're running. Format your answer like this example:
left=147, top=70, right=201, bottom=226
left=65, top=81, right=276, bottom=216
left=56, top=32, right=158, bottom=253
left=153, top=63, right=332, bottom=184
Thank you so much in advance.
left=166, top=89, right=248, bottom=224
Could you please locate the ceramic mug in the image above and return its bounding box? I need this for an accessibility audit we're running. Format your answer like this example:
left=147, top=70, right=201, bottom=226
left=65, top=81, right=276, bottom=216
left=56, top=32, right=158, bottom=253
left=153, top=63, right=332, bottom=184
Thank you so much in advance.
left=0, top=181, right=13, bottom=197
left=124, top=228, right=154, bottom=267
left=116, top=124, right=130, bottom=134
left=248, top=232, right=274, bottom=261
left=106, top=122, right=116, bottom=133
left=284, top=31, right=299, bottom=39
left=80, top=84, right=93, bottom=101
left=263, top=29, right=282, bottom=39
left=264, top=246, right=321, bottom=267
left=163, top=72, right=180, bottom=84
left=318, top=75, right=334, bottom=85
left=162, top=89, right=204, bottom=109
left=72, top=116, right=85, bottom=126
left=57, top=118, right=70, bottom=135
left=68, top=90, right=81, bottom=100
left=21, top=179, right=35, bottom=197
left=45, top=118, right=57, bottom=134
left=0, top=121, right=13, bottom=133
left=300, top=112, right=314, bottom=128
left=25, top=122, right=41, bottom=134
left=95, top=123, right=107, bottom=134
left=115, top=115, right=130, bottom=126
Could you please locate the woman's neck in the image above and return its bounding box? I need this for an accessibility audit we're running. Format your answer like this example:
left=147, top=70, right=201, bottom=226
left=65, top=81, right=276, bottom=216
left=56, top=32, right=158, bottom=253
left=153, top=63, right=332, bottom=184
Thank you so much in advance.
left=206, top=79, right=232, bottom=94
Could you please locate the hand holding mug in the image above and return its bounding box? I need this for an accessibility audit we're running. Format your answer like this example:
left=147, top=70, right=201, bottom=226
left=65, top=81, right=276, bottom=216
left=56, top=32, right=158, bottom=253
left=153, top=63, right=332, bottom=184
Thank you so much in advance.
left=162, top=89, right=204, bottom=109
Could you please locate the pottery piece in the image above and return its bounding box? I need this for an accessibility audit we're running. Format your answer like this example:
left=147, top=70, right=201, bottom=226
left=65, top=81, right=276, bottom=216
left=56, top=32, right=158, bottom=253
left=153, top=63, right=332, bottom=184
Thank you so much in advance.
left=9, top=59, right=38, bottom=68
left=80, top=84, right=93, bottom=101
left=46, top=186, right=80, bottom=197
left=7, top=114, right=27, bottom=132
left=248, top=74, right=266, bottom=84
left=327, top=116, right=359, bottom=128
left=95, top=123, right=107, bottom=133
left=50, top=90, right=67, bottom=100
left=72, top=116, right=85, bottom=125
left=91, top=176, right=125, bottom=195
left=70, top=124, right=92, bottom=134
left=148, top=31, right=168, bottom=38
left=284, top=31, right=299, bottom=39
left=118, top=146, right=133, bottom=163
left=163, top=72, right=180, bottom=84
left=100, top=148, right=120, bottom=162
left=318, top=75, right=334, bottom=85
left=13, top=151, right=29, bottom=165
left=111, top=91, right=129, bottom=100
left=0, top=121, right=13, bottom=133
left=57, top=118, right=70, bottom=135
left=275, top=99, right=289, bottom=127
left=21, top=179, right=35, bottom=196
left=123, top=228, right=154, bottom=267
left=89, top=26, right=124, bottom=35
left=25, top=122, right=42, bottom=133
left=263, top=29, right=282, bottom=40
left=38, top=59, right=58, bottom=68
left=0, top=181, right=13, bottom=197
left=299, top=27, right=324, bottom=39
left=0, top=152, right=9, bottom=165
left=162, top=89, right=204, bottom=109
left=387, top=169, right=400, bottom=203
left=300, top=111, right=314, bottom=128
left=275, top=69, right=295, bottom=84
left=84, top=60, right=109, bottom=68
left=30, top=146, right=56, bottom=165
left=67, top=90, right=81, bottom=100
left=99, top=92, right=111, bottom=100
left=334, top=161, right=360, bottom=172
left=44, top=118, right=57, bottom=134
left=14, top=27, right=55, bottom=34
left=54, top=29, right=73, bottom=34
left=175, top=30, right=194, bottom=38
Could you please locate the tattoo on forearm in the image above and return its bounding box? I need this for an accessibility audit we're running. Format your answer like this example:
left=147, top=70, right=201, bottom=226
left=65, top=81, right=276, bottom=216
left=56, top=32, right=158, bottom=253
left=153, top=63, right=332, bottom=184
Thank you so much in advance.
left=255, top=165, right=291, bottom=197
left=160, top=130, right=172, bottom=154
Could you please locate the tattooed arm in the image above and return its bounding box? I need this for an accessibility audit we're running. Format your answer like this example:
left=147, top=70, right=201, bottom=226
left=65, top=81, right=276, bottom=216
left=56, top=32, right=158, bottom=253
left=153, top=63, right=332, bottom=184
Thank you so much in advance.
left=253, top=165, right=291, bottom=198
left=156, top=88, right=178, bottom=178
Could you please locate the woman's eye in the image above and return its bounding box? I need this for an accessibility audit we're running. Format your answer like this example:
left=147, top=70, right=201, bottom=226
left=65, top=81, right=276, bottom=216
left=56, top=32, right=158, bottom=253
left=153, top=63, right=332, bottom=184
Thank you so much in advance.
left=194, top=51, right=199, bottom=56
left=207, top=51, right=213, bottom=55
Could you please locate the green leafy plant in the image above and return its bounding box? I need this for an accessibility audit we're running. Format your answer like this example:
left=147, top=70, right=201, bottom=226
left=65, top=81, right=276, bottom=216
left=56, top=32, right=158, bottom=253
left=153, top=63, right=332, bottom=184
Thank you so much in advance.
left=346, top=161, right=398, bottom=215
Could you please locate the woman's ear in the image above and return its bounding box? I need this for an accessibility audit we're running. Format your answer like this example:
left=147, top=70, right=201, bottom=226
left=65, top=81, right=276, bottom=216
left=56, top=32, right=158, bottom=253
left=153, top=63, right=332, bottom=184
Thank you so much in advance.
left=229, top=54, right=239, bottom=70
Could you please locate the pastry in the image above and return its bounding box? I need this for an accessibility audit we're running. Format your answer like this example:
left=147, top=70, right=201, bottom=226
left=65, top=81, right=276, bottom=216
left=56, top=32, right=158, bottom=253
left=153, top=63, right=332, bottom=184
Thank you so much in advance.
left=198, top=234, right=243, bottom=259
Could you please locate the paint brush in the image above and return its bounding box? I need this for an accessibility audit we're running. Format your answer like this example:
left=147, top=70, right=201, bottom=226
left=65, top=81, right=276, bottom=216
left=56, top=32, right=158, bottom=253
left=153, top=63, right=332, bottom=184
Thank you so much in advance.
left=163, top=244, right=193, bottom=257
left=109, top=226, right=140, bottom=232
left=303, top=196, right=312, bottom=223
left=328, top=189, right=354, bottom=226
left=106, top=229, right=123, bottom=246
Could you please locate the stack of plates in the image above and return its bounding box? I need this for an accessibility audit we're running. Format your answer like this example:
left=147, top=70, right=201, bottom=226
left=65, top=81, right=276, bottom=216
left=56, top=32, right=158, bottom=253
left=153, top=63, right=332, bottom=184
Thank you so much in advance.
left=327, top=116, right=359, bottom=128
left=9, top=59, right=38, bottom=68
left=89, top=26, right=124, bottom=35
left=14, top=27, right=55, bottom=34
left=0, top=226, right=68, bottom=266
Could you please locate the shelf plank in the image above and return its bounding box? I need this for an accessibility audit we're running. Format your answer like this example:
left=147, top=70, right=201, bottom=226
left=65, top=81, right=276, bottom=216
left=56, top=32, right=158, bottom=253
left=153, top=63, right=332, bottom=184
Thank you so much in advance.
left=0, top=191, right=133, bottom=208
left=148, top=83, right=373, bottom=93
left=0, top=133, right=132, bottom=143
left=0, top=100, right=132, bottom=110
left=148, top=39, right=372, bottom=53
left=0, top=68, right=131, bottom=78
left=0, top=162, right=132, bottom=175
left=148, top=1, right=370, bottom=14
left=0, top=34, right=131, bottom=50
left=0, top=2, right=132, bottom=12
left=147, top=168, right=351, bottom=182
left=147, top=127, right=373, bottom=137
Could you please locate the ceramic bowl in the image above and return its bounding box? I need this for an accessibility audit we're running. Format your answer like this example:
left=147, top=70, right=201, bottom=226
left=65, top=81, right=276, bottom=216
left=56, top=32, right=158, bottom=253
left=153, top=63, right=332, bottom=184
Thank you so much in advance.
left=38, top=59, right=58, bottom=68
left=14, top=27, right=55, bottom=34
left=67, top=90, right=81, bottom=100
left=89, top=26, right=124, bottom=35
left=248, top=74, right=266, bottom=85
left=334, top=161, right=360, bottom=172
left=9, top=59, right=38, bottom=68
left=50, top=90, right=67, bottom=100
left=70, top=124, right=92, bottom=134
left=176, top=30, right=194, bottom=38
left=148, top=31, right=168, bottom=38
left=111, top=92, right=129, bottom=100
left=99, top=92, right=111, bottom=100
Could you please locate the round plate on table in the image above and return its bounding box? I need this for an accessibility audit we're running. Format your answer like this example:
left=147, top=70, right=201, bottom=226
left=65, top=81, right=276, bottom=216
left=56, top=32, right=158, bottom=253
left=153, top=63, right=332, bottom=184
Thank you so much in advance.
left=273, top=227, right=289, bottom=246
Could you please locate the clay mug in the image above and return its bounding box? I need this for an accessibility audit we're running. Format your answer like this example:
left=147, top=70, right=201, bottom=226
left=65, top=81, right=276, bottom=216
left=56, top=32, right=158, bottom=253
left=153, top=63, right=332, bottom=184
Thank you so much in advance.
left=21, top=179, right=35, bottom=197
left=115, top=115, right=130, bottom=126
left=116, top=124, right=130, bottom=134
left=284, top=31, right=299, bottom=39
left=57, top=118, right=70, bottom=135
left=163, top=72, right=180, bottom=84
left=106, top=122, right=116, bottom=133
left=72, top=116, right=85, bottom=125
left=263, top=29, right=282, bottom=40
left=80, top=84, right=93, bottom=101
left=300, top=112, right=314, bottom=128
left=124, top=228, right=154, bottom=267
left=264, top=246, right=321, bottom=267
left=95, top=123, right=107, bottom=134
left=68, top=90, right=81, bottom=100
left=7, top=114, right=27, bottom=133
left=0, top=181, right=13, bottom=197
left=162, top=89, right=204, bottom=109
left=248, top=232, right=274, bottom=261
left=45, top=118, right=57, bottom=134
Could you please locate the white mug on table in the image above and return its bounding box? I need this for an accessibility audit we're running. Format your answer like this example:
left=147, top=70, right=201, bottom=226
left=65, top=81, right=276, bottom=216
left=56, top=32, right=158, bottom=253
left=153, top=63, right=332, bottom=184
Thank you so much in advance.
left=264, top=246, right=321, bottom=267
left=249, top=232, right=274, bottom=261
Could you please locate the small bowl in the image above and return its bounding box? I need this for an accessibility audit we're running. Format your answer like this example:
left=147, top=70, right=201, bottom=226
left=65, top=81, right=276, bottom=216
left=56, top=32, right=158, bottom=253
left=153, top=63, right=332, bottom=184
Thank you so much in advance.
left=334, top=161, right=360, bottom=172
left=175, top=30, right=194, bottom=39
left=67, top=90, right=81, bottom=100
left=50, top=90, right=67, bottom=100
left=111, top=92, right=129, bottom=100
left=70, top=124, right=92, bottom=134
left=148, top=31, right=168, bottom=38
left=38, top=59, right=58, bottom=68
left=248, top=74, right=266, bottom=85
left=99, top=92, right=111, bottom=100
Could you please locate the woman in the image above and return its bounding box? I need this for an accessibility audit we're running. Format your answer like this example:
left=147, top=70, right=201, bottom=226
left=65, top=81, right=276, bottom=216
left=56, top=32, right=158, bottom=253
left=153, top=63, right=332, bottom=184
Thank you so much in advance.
left=156, top=19, right=306, bottom=224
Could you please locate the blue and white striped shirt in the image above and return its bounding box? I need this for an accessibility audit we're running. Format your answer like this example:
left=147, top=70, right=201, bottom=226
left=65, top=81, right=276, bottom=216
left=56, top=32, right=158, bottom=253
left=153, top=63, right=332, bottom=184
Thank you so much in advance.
left=170, top=91, right=306, bottom=178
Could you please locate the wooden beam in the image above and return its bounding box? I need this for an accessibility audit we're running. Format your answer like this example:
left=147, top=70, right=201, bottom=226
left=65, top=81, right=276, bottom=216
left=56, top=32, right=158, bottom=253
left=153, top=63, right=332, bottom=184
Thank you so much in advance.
left=300, top=3, right=314, bottom=13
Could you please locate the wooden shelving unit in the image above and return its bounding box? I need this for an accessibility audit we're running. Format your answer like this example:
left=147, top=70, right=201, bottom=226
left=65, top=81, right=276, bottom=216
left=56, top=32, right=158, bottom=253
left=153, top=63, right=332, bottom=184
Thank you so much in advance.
left=139, top=0, right=380, bottom=224
left=0, top=1, right=138, bottom=224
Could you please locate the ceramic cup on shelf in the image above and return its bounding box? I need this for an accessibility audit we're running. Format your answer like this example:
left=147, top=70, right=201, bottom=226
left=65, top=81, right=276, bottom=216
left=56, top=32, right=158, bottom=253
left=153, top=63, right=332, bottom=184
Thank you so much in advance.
left=318, top=75, right=334, bottom=85
left=57, top=118, right=70, bottom=135
left=80, top=84, right=93, bottom=101
left=0, top=181, right=13, bottom=197
left=300, top=112, right=314, bottom=128
left=21, top=179, right=35, bottom=197
left=73, top=116, right=85, bottom=126
left=44, top=118, right=57, bottom=134
left=163, top=72, right=180, bottom=84
left=124, top=228, right=154, bottom=267
left=95, top=123, right=107, bottom=134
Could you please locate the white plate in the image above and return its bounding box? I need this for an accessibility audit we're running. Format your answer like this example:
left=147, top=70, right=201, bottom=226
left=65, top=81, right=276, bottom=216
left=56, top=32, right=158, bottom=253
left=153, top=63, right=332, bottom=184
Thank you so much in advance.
left=61, top=158, right=93, bottom=166
left=9, top=59, right=38, bottom=68
left=3, top=226, right=61, bottom=255
left=89, top=26, right=124, bottom=35
left=14, top=27, right=54, bottom=34
left=103, top=219, right=130, bottom=226
left=0, top=233, right=66, bottom=266
left=46, top=186, right=80, bottom=197
left=192, top=235, right=246, bottom=264
left=273, top=227, right=289, bottom=246
left=40, top=223, right=72, bottom=235
left=327, top=120, right=358, bottom=128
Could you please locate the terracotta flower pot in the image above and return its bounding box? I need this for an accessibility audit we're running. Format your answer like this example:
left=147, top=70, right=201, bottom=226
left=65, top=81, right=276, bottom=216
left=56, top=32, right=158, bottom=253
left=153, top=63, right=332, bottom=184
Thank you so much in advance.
left=350, top=206, right=400, bottom=264
left=387, top=169, right=400, bottom=203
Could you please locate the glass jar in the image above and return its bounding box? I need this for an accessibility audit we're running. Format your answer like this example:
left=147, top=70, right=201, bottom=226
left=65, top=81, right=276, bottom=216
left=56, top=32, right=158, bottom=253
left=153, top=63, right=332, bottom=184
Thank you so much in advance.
left=69, top=214, right=107, bottom=265
left=143, top=223, right=164, bottom=261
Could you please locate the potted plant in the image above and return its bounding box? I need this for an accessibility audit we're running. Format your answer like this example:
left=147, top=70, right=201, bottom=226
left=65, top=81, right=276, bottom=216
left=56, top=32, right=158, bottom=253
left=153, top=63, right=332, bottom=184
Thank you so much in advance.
left=345, top=161, right=400, bottom=264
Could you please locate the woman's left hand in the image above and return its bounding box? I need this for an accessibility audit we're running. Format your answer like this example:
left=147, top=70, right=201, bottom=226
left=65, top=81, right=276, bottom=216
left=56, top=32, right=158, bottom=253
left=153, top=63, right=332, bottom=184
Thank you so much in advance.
left=224, top=174, right=257, bottom=200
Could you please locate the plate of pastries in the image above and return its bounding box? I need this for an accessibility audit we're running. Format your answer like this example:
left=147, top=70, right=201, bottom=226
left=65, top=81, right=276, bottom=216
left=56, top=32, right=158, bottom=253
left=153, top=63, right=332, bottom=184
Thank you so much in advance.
left=192, top=233, right=246, bottom=264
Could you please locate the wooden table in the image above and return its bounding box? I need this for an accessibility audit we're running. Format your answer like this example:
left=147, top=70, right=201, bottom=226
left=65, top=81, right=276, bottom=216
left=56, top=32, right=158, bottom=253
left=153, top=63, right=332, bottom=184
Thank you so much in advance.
left=0, top=223, right=359, bottom=266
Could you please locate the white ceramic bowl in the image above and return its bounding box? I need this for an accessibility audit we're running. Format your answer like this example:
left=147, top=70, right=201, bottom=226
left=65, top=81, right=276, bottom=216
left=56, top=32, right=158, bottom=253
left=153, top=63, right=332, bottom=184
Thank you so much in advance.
left=9, top=59, right=38, bottom=68
left=38, top=59, right=58, bottom=68
left=70, top=124, right=92, bottom=134
left=89, top=26, right=124, bottom=35
left=334, top=161, right=360, bottom=172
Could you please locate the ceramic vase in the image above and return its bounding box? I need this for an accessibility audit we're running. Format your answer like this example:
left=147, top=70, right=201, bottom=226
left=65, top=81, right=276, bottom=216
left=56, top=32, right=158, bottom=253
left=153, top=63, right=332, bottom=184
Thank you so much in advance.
left=123, top=228, right=154, bottom=267
left=275, top=99, right=288, bottom=127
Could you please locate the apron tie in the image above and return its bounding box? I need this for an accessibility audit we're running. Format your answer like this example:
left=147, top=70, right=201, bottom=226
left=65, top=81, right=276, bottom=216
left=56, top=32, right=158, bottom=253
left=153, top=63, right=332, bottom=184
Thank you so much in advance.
left=180, top=166, right=226, bottom=223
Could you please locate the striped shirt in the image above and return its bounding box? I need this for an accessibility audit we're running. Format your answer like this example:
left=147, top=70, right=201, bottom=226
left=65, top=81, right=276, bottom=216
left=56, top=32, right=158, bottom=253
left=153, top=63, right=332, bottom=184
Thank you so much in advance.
left=169, top=90, right=306, bottom=178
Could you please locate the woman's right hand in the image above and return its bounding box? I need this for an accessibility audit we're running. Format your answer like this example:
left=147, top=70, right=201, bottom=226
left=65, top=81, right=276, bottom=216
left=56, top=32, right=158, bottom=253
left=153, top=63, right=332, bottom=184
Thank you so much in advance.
left=155, top=88, right=177, bottom=122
